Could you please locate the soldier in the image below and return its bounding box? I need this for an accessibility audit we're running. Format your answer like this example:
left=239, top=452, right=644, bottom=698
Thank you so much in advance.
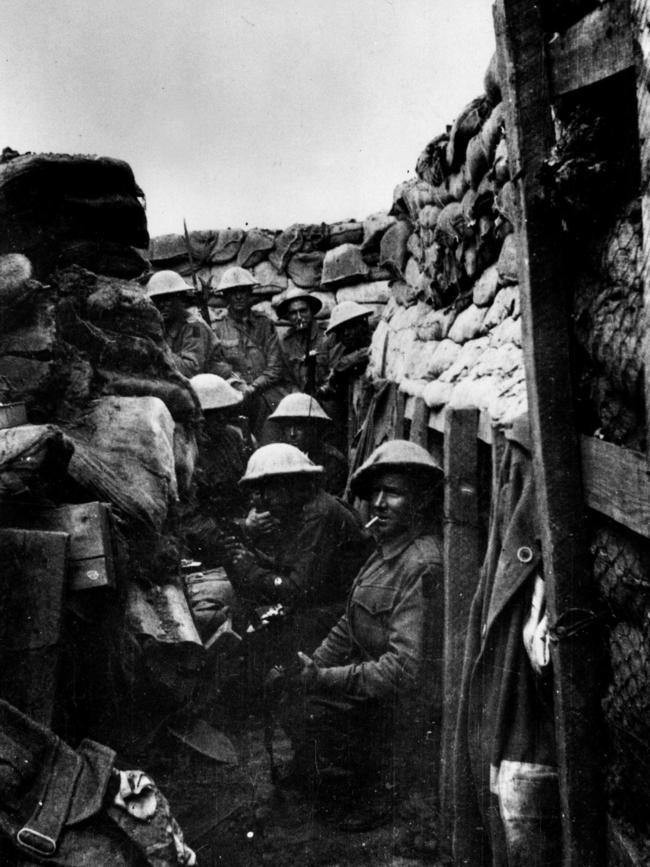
left=211, top=267, right=289, bottom=436
left=275, top=287, right=329, bottom=395
left=179, top=374, right=251, bottom=568
left=318, top=301, right=373, bottom=451
left=277, top=440, right=444, bottom=831
left=223, top=443, right=371, bottom=666
left=146, top=270, right=231, bottom=378
left=261, top=393, right=348, bottom=497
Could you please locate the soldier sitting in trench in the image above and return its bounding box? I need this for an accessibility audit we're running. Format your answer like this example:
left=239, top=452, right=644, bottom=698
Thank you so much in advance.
left=221, top=443, right=371, bottom=679
left=259, top=393, right=348, bottom=497
left=146, top=270, right=231, bottom=378
left=273, top=440, right=443, bottom=832
left=275, top=287, right=330, bottom=395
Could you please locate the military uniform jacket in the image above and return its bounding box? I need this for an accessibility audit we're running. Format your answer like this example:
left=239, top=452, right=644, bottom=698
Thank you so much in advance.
left=230, top=489, right=371, bottom=609
left=211, top=309, right=286, bottom=398
left=166, top=311, right=232, bottom=379
left=313, top=531, right=442, bottom=700
left=280, top=321, right=330, bottom=392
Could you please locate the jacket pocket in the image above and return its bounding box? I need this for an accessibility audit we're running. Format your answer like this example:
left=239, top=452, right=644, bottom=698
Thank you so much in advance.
left=350, top=583, right=398, bottom=657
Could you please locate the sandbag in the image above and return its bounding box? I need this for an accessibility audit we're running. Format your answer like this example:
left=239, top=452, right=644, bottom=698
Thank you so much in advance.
left=251, top=299, right=277, bottom=321
left=481, top=285, right=520, bottom=332
left=439, top=336, right=490, bottom=383
left=448, top=304, right=488, bottom=344
left=237, top=228, right=275, bottom=268
left=488, top=315, right=522, bottom=348
left=472, top=264, right=500, bottom=307
left=445, top=167, right=470, bottom=202
left=269, top=224, right=305, bottom=271
left=415, top=307, right=456, bottom=342
left=480, top=102, right=505, bottom=166
left=418, top=204, right=442, bottom=231
left=390, top=280, right=419, bottom=308
left=407, top=231, right=424, bottom=264
left=405, top=339, right=440, bottom=381
left=321, top=243, right=370, bottom=287
left=286, top=250, right=324, bottom=288
left=208, top=228, right=244, bottom=264
left=148, top=233, right=188, bottom=266
left=496, top=232, right=520, bottom=284
left=404, top=256, right=422, bottom=291
left=422, top=380, right=453, bottom=408
left=361, top=212, right=396, bottom=252
left=328, top=220, right=364, bottom=248
left=425, top=338, right=461, bottom=378
left=379, top=221, right=411, bottom=276
left=66, top=396, right=178, bottom=530
left=415, top=132, right=450, bottom=187
left=446, top=96, right=491, bottom=173
left=466, top=133, right=489, bottom=191
left=336, top=280, right=391, bottom=304
left=391, top=179, right=439, bottom=222
left=252, top=258, right=288, bottom=293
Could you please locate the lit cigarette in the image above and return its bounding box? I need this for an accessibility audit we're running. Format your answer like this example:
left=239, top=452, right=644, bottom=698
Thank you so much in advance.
left=365, top=516, right=380, bottom=530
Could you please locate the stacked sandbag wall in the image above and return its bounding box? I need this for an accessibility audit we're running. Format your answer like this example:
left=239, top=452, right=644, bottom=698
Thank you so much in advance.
left=363, top=60, right=527, bottom=427
left=148, top=215, right=396, bottom=333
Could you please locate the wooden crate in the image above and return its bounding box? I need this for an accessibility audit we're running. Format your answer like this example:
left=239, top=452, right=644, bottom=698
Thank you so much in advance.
left=0, top=501, right=116, bottom=591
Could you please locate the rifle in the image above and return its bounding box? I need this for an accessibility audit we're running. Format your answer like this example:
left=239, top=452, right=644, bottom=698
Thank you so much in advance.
left=183, top=218, right=212, bottom=325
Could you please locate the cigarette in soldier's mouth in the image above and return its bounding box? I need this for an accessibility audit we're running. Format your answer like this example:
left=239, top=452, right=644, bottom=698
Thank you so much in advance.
left=365, top=516, right=380, bottom=529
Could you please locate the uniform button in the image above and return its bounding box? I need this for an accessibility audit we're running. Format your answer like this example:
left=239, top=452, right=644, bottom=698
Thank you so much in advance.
left=517, top=546, right=533, bottom=564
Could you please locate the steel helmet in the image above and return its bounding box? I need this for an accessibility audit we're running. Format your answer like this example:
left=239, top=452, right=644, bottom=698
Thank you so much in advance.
left=268, top=393, right=331, bottom=423
left=325, top=300, right=371, bottom=334
left=239, top=443, right=324, bottom=486
left=274, top=287, right=322, bottom=321
left=146, top=270, right=191, bottom=298
left=350, top=439, right=443, bottom=499
left=215, top=266, right=258, bottom=294
left=190, top=374, right=244, bottom=411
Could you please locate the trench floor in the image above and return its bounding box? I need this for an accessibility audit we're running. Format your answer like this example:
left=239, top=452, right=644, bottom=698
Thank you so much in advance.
left=146, top=715, right=446, bottom=867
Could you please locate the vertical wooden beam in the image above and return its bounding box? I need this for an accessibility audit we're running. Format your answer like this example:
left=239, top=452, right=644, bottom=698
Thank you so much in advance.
left=631, top=0, right=650, bottom=448
left=394, top=389, right=406, bottom=438
left=439, top=407, right=480, bottom=857
left=495, top=2, right=606, bottom=864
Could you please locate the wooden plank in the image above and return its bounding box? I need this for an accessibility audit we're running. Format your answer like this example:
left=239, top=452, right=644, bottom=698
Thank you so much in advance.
left=581, top=436, right=650, bottom=536
left=439, top=407, right=480, bottom=857
left=491, top=423, right=507, bottom=511
left=549, top=0, right=633, bottom=96
left=0, top=501, right=116, bottom=590
left=631, top=0, right=650, bottom=463
left=0, top=528, right=69, bottom=726
left=409, top=396, right=429, bottom=448
left=495, top=2, right=606, bottom=865
left=394, top=390, right=406, bottom=438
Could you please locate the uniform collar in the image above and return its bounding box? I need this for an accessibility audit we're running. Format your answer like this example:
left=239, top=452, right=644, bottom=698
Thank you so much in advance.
left=375, top=528, right=423, bottom=561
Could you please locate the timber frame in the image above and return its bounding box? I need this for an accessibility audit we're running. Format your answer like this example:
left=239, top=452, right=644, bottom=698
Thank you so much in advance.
left=389, top=1, right=650, bottom=864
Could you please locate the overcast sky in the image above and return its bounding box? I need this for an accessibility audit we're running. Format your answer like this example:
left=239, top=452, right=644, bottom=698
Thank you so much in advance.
left=2, top=1, right=495, bottom=237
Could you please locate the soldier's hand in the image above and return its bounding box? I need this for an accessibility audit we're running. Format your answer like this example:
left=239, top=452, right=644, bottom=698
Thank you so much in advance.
left=245, top=508, right=279, bottom=537
left=296, top=651, right=319, bottom=689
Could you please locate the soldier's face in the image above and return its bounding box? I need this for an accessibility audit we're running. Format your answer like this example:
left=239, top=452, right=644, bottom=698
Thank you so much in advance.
left=280, top=420, right=311, bottom=452
left=369, top=472, right=418, bottom=540
left=286, top=300, right=313, bottom=331
left=224, top=287, right=253, bottom=316
left=155, top=294, right=186, bottom=324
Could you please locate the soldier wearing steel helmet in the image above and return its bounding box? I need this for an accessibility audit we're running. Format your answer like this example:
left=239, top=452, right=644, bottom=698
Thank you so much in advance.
left=274, top=287, right=330, bottom=395
left=178, top=374, right=252, bottom=571
left=146, top=270, right=232, bottom=379
left=318, top=300, right=373, bottom=451
left=276, top=439, right=444, bottom=831
left=212, top=267, right=290, bottom=436
left=222, top=443, right=371, bottom=669
left=260, top=393, right=348, bottom=496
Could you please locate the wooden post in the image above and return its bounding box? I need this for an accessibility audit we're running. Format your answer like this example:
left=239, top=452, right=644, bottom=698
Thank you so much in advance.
left=495, top=1, right=606, bottom=864
left=631, top=0, right=650, bottom=451
left=439, top=407, right=480, bottom=856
